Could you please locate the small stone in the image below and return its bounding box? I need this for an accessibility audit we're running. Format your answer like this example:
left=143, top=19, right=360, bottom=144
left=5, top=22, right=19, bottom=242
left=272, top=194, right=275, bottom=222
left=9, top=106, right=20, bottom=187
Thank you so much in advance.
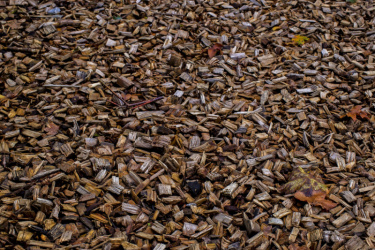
left=186, top=180, right=201, bottom=197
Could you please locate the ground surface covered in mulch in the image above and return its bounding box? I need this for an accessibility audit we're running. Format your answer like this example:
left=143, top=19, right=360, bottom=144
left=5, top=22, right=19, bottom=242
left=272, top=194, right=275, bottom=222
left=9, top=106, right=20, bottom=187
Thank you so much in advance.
left=1, top=0, right=375, bottom=249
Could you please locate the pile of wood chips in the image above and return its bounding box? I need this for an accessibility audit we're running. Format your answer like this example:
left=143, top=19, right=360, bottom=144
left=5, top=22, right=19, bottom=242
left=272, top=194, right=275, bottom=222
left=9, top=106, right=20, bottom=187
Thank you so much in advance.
left=1, top=0, right=375, bottom=249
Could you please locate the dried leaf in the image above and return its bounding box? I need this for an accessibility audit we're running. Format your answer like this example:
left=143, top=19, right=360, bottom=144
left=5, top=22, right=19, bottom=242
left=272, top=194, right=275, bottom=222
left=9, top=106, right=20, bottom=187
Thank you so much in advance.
left=294, top=190, right=337, bottom=210
left=359, top=112, right=369, bottom=119
left=44, top=122, right=60, bottom=136
left=278, top=167, right=328, bottom=194
left=279, top=167, right=337, bottom=210
left=312, top=195, right=338, bottom=210
left=208, top=43, right=223, bottom=58
left=347, top=105, right=369, bottom=121
left=292, top=35, right=309, bottom=46
left=272, top=26, right=281, bottom=31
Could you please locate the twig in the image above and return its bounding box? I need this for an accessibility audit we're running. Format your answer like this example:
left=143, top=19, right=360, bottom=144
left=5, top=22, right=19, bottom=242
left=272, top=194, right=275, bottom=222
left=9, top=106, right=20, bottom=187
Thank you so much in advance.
left=0, top=170, right=61, bottom=199
left=128, top=96, right=164, bottom=109
left=100, top=80, right=163, bottom=108
left=106, top=99, right=121, bottom=106
left=99, top=80, right=129, bottom=106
